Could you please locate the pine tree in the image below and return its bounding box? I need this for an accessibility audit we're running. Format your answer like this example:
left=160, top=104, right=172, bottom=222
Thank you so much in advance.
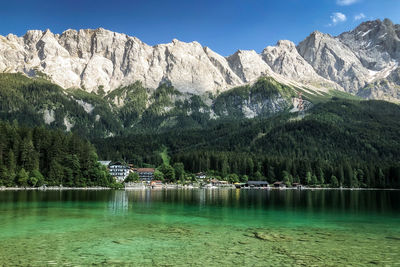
left=305, top=171, right=312, bottom=185
left=337, top=166, right=345, bottom=187
left=29, top=169, right=44, bottom=187
left=221, top=156, right=229, bottom=177
left=282, top=171, right=292, bottom=186
left=16, top=168, right=29, bottom=187
left=20, top=137, right=38, bottom=171
left=318, top=168, right=325, bottom=185
left=0, top=166, right=10, bottom=186
left=330, top=175, right=339, bottom=188
left=173, top=162, right=185, bottom=181
left=377, top=168, right=385, bottom=188
left=267, top=166, right=275, bottom=183
left=48, top=160, right=64, bottom=186
left=7, top=149, right=16, bottom=183
left=311, top=174, right=318, bottom=186
left=343, top=162, right=353, bottom=187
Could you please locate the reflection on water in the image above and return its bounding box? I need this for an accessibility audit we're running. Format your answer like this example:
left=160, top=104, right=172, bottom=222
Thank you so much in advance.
left=0, top=189, right=399, bottom=266
left=1, top=189, right=399, bottom=214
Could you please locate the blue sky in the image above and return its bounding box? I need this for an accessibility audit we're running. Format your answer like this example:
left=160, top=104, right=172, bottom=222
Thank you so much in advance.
left=0, top=0, right=398, bottom=56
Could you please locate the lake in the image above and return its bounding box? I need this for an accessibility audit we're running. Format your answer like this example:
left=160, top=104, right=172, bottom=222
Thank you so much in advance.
left=0, top=189, right=399, bottom=266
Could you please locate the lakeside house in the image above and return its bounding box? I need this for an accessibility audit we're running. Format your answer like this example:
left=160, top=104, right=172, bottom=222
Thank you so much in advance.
left=208, top=179, right=233, bottom=188
left=246, top=181, right=269, bottom=188
left=273, top=181, right=286, bottom=188
left=133, top=168, right=155, bottom=182
left=235, top=181, right=269, bottom=188
left=210, top=179, right=228, bottom=186
left=292, top=183, right=303, bottom=189
left=109, top=162, right=130, bottom=182
left=97, top=161, right=155, bottom=183
left=196, top=172, right=207, bottom=180
left=150, top=180, right=163, bottom=188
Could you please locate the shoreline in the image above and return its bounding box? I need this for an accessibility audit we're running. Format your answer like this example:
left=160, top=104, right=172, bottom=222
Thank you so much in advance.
left=0, top=186, right=111, bottom=191
left=1, top=186, right=399, bottom=191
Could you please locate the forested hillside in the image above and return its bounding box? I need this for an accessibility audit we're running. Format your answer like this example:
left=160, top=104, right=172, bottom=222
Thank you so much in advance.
left=0, top=73, right=122, bottom=137
left=0, top=73, right=315, bottom=136
left=0, top=73, right=400, bottom=188
left=94, top=99, right=400, bottom=188
left=0, top=121, right=114, bottom=187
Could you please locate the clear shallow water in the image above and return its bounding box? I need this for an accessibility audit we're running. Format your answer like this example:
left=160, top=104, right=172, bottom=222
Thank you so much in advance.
left=0, top=189, right=399, bottom=266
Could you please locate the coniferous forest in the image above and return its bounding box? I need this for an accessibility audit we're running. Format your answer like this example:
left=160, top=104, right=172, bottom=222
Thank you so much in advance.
left=0, top=73, right=400, bottom=188
left=0, top=121, right=114, bottom=187
left=94, top=99, right=400, bottom=188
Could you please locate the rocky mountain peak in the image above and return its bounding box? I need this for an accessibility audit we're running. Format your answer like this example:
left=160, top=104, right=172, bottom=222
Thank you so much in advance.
left=23, top=30, right=44, bottom=44
left=338, top=18, right=400, bottom=71
left=310, top=30, right=332, bottom=39
left=341, top=18, right=398, bottom=43
left=227, top=49, right=273, bottom=83
left=262, top=39, right=340, bottom=91
left=0, top=19, right=399, bottom=101
left=383, top=18, right=395, bottom=27
left=298, top=27, right=371, bottom=93
left=276, top=40, right=296, bottom=50
left=171, top=38, right=180, bottom=44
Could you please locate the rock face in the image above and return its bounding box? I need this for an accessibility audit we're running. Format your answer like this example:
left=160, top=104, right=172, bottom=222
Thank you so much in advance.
left=359, top=67, right=400, bottom=101
left=227, top=50, right=274, bottom=83
left=0, top=28, right=243, bottom=94
left=297, top=19, right=400, bottom=98
left=338, top=19, right=400, bottom=70
left=262, top=40, right=341, bottom=91
left=0, top=19, right=399, bottom=101
left=297, top=31, right=370, bottom=93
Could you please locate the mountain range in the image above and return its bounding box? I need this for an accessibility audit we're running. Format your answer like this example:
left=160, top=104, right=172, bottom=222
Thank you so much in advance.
left=0, top=18, right=399, bottom=102
left=0, top=18, right=399, bottom=141
left=0, top=19, right=400, bottom=187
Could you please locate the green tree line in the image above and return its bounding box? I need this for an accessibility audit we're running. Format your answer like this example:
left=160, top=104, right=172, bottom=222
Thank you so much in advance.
left=0, top=120, right=114, bottom=187
left=94, top=99, right=400, bottom=188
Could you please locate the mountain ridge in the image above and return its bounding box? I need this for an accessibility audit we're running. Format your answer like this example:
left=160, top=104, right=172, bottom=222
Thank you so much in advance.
left=1, top=18, right=399, bottom=101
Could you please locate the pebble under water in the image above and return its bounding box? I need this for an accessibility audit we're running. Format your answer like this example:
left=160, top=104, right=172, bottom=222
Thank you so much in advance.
left=0, top=189, right=399, bottom=266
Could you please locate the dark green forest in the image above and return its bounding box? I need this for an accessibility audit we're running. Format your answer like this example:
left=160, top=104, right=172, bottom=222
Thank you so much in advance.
left=0, top=73, right=400, bottom=188
left=0, top=120, right=114, bottom=187
left=94, top=99, right=400, bottom=188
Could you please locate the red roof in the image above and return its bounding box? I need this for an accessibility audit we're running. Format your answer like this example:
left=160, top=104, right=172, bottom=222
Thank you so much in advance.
left=133, top=168, right=155, bottom=172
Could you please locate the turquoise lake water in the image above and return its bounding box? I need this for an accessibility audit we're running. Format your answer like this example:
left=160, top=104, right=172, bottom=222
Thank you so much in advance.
left=0, top=189, right=399, bottom=266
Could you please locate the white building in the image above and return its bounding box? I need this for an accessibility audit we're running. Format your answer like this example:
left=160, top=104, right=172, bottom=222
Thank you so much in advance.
left=108, top=162, right=130, bottom=182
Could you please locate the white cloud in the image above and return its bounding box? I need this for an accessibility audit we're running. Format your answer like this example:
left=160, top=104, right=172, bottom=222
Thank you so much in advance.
left=329, top=12, right=347, bottom=26
left=354, top=13, right=366, bottom=21
left=337, top=0, right=360, bottom=6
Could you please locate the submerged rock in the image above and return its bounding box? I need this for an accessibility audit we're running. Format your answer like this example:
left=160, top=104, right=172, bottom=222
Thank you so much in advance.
left=252, top=232, right=291, bottom=242
left=385, top=236, right=400, bottom=241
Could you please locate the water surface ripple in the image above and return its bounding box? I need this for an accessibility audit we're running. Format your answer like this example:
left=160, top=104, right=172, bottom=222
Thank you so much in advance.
left=0, top=189, right=399, bottom=266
